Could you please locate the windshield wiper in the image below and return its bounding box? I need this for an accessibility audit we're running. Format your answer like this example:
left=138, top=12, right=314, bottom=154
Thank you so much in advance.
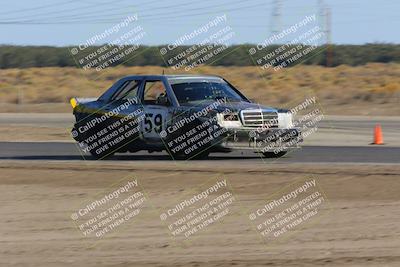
left=214, top=96, right=241, bottom=102
left=214, top=96, right=227, bottom=101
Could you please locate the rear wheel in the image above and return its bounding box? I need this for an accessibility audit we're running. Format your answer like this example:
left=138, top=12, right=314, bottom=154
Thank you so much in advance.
left=262, top=151, right=287, bottom=158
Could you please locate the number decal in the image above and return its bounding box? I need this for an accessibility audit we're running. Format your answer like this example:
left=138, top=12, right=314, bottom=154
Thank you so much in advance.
left=144, top=113, right=163, bottom=134
left=154, top=114, right=163, bottom=133
left=144, top=113, right=153, bottom=133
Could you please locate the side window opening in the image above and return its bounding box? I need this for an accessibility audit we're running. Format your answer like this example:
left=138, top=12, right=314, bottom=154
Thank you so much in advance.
left=144, top=80, right=169, bottom=105
left=112, top=80, right=140, bottom=102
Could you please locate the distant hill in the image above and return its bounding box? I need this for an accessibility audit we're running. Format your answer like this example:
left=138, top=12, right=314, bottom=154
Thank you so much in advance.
left=0, top=44, right=399, bottom=69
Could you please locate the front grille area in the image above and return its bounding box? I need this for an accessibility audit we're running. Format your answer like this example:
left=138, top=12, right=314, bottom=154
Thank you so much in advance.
left=240, top=109, right=278, bottom=128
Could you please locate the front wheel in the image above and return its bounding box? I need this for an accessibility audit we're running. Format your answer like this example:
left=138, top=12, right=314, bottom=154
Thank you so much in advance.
left=262, top=151, right=287, bottom=158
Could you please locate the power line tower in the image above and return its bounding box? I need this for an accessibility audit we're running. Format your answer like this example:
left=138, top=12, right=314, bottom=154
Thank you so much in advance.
left=317, top=0, right=333, bottom=66
left=270, top=0, right=332, bottom=65
left=270, top=0, right=283, bottom=38
left=325, top=7, right=333, bottom=67
left=317, top=0, right=325, bottom=23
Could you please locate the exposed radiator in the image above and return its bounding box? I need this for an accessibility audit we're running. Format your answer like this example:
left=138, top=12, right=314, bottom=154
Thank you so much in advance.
left=240, top=109, right=278, bottom=128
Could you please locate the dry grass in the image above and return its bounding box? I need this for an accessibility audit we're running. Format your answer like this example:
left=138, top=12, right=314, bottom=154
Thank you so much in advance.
left=0, top=64, right=399, bottom=115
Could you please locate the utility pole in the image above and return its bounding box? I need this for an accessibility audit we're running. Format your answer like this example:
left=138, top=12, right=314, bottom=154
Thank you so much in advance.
left=326, top=7, right=333, bottom=67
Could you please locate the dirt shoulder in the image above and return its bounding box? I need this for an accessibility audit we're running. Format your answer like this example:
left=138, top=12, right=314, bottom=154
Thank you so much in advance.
left=0, top=161, right=399, bottom=266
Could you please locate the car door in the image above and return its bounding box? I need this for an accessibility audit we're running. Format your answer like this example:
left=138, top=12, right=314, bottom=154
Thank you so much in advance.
left=140, top=79, right=172, bottom=142
left=99, top=78, right=145, bottom=150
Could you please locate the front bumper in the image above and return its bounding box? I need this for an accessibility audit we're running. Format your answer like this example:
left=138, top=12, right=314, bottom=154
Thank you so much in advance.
left=218, top=128, right=302, bottom=151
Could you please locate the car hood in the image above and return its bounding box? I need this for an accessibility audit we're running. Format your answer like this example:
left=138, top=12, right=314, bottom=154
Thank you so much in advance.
left=180, top=101, right=279, bottom=113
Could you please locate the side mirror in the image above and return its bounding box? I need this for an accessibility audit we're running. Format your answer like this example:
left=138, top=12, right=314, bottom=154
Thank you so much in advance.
left=157, top=95, right=170, bottom=106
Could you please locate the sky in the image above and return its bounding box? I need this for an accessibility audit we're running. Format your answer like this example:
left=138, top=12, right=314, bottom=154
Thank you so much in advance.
left=0, top=0, right=399, bottom=46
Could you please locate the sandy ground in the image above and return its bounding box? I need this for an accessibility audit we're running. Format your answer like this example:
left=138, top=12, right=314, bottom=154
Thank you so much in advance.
left=0, top=161, right=399, bottom=266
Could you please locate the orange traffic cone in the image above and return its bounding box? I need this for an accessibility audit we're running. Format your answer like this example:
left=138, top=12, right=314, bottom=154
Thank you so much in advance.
left=372, top=124, right=384, bottom=145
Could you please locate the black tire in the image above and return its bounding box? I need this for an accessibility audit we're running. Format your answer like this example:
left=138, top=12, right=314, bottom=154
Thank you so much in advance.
left=262, top=151, right=287, bottom=158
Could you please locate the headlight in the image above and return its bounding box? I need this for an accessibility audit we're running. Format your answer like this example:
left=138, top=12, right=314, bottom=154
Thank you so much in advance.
left=223, top=113, right=239, bottom=121
left=217, top=112, right=241, bottom=128
left=278, top=112, right=293, bottom=128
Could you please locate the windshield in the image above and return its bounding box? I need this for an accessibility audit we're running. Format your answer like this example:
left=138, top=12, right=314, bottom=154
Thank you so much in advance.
left=169, top=79, right=246, bottom=104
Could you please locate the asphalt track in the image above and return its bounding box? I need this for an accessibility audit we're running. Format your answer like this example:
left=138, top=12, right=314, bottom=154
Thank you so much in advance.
left=0, top=142, right=399, bottom=163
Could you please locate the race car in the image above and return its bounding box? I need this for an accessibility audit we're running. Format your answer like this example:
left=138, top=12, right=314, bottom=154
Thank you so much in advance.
left=70, top=75, right=302, bottom=160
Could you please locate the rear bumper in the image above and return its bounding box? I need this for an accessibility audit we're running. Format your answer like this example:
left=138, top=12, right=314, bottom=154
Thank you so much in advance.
left=218, top=128, right=302, bottom=152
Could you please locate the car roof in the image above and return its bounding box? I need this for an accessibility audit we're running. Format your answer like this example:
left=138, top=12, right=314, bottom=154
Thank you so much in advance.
left=122, top=74, right=223, bottom=80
